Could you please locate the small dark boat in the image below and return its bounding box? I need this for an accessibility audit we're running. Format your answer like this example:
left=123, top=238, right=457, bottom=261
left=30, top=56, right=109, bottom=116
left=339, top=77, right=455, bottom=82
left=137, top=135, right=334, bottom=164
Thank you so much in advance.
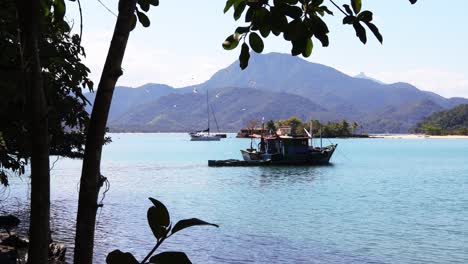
left=209, top=134, right=337, bottom=167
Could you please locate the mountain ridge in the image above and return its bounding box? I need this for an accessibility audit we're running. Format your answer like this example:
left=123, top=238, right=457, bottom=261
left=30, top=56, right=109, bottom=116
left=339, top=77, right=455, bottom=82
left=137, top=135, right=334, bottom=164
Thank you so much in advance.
left=84, top=53, right=468, bottom=132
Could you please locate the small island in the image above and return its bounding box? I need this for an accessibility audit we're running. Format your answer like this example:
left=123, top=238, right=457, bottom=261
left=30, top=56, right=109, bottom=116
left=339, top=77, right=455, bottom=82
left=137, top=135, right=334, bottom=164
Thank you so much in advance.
left=237, top=117, right=368, bottom=138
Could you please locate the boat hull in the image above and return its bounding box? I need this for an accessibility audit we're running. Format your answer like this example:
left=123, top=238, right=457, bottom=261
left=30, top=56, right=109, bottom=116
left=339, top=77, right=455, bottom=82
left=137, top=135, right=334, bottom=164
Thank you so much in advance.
left=210, top=144, right=337, bottom=166
left=190, top=136, right=221, bottom=141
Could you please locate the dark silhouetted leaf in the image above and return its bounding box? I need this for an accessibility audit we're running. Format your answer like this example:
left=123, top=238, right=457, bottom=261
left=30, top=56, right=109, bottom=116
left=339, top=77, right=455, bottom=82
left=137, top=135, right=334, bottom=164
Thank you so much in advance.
left=343, top=4, right=353, bottom=15
left=235, top=26, right=250, bottom=34
left=147, top=198, right=170, bottom=239
left=106, top=250, right=139, bottom=264
left=136, top=10, right=150, bottom=27
left=357, top=10, right=373, bottom=23
left=343, top=15, right=355, bottom=25
left=148, top=207, right=168, bottom=240
left=284, top=5, right=302, bottom=19
left=259, top=23, right=271, bottom=38
left=149, top=252, right=192, bottom=264
left=351, top=0, right=362, bottom=14
left=148, top=198, right=170, bottom=226
left=409, top=0, right=417, bottom=4
left=364, top=22, right=383, bottom=43
left=249, top=32, right=264, bottom=53
left=222, top=34, right=239, bottom=50
left=172, top=218, right=219, bottom=235
left=138, top=1, right=150, bottom=12
left=353, top=21, right=367, bottom=44
left=239, top=43, right=250, bottom=69
left=291, top=38, right=306, bottom=56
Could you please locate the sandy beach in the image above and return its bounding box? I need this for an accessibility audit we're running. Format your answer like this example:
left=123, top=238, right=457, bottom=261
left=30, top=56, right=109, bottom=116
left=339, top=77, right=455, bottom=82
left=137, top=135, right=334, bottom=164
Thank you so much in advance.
left=371, top=134, right=468, bottom=139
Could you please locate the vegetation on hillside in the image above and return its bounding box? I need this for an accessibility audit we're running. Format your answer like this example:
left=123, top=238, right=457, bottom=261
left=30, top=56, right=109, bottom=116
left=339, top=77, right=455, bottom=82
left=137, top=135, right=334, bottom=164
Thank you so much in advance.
left=263, top=117, right=363, bottom=138
left=413, top=104, right=468, bottom=135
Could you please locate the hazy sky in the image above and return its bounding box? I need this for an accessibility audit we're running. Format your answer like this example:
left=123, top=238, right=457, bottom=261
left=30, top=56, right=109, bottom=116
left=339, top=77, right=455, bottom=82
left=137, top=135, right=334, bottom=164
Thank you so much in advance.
left=67, top=0, right=468, bottom=98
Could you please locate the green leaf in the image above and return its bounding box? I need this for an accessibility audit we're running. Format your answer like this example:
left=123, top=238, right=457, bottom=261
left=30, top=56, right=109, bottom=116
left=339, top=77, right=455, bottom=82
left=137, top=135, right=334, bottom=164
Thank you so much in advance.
left=224, top=0, right=236, bottom=13
left=136, top=10, right=150, bottom=27
left=351, top=0, right=362, bottom=14
left=239, top=43, right=250, bottom=70
left=364, top=22, right=383, bottom=43
left=234, top=1, right=247, bottom=20
left=149, top=252, right=192, bottom=264
left=106, top=250, right=139, bottom=264
left=222, top=34, right=240, bottom=50
left=171, top=218, right=219, bottom=235
left=353, top=21, right=367, bottom=44
left=302, top=38, right=313, bottom=57
left=249, top=32, right=264, bottom=53
left=53, top=0, right=66, bottom=22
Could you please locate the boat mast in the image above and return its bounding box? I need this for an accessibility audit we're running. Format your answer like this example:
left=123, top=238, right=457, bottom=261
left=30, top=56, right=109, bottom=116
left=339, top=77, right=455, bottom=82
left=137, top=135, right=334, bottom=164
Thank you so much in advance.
left=310, top=119, right=313, bottom=148
left=210, top=104, right=220, bottom=132
left=207, top=89, right=210, bottom=135
left=320, top=122, right=323, bottom=148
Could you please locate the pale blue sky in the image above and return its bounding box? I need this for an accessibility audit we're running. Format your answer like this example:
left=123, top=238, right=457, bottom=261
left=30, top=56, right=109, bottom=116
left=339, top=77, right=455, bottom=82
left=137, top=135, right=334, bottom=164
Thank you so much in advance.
left=67, top=0, right=468, bottom=98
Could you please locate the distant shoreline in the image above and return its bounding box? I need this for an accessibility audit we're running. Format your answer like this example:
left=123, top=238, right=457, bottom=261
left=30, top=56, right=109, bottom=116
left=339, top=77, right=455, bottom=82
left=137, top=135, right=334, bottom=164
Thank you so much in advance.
left=106, top=132, right=468, bottom=139
left=370, top=134, right=468, bottom=139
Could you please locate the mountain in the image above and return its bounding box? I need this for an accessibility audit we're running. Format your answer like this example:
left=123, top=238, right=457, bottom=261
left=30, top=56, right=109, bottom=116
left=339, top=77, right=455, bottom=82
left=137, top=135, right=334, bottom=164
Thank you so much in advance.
left=85, top=83, right=175, bottom=121
left=183, top=53, right=465, bottom=120
left=354, top=72, right=386, bottom=85
left=84, top=53, right=468, bottom=133
left=110, top=87, right=336, bottom=132
left=414, top=104, right=468, bottom=133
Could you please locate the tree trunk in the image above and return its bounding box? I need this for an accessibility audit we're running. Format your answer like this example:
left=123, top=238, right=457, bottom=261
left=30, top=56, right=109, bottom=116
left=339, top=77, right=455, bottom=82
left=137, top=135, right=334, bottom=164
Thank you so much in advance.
left=17, top=1, right=51, bottom=263
left=73, top=1, right=137, bottom=263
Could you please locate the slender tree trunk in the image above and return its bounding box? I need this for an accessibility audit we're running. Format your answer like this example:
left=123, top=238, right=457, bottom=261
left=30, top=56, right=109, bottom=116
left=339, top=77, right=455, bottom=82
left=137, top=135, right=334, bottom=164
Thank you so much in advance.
left=18, top=1, right=51, bottom=263
left=73, top=1, right=137, bottom=263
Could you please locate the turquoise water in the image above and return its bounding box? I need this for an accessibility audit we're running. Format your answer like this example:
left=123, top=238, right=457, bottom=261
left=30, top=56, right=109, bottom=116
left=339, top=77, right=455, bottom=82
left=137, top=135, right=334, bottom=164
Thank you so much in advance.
left=2, top=134, right=468, bottom=263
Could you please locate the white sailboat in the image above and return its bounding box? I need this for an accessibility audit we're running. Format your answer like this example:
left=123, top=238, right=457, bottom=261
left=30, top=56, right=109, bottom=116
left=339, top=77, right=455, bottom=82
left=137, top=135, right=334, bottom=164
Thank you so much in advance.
left=189, top=89, right=222, bottom=141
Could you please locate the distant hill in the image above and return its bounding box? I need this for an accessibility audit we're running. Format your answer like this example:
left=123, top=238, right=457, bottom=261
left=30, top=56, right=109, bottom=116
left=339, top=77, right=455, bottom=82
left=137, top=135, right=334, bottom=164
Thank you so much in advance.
left=84, top=53, right=468, bottom=133
left=85, top=83, right=175, bottom=121
left=413, top=104, right=468, bottom=135
left=110, top=87, right=337, bottom=132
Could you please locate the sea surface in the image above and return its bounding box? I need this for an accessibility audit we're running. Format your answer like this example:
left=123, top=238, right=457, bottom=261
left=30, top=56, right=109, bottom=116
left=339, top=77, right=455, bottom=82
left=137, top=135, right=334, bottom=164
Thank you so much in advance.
left=2, top=133, right=468, bottom=264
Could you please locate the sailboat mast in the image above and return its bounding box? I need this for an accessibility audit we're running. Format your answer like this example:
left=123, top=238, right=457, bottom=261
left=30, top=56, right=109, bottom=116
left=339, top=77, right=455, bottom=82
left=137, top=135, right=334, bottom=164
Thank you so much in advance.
left=310, top=119, right=313, bottom=148
left=207, top=89, right=210, bottom=135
